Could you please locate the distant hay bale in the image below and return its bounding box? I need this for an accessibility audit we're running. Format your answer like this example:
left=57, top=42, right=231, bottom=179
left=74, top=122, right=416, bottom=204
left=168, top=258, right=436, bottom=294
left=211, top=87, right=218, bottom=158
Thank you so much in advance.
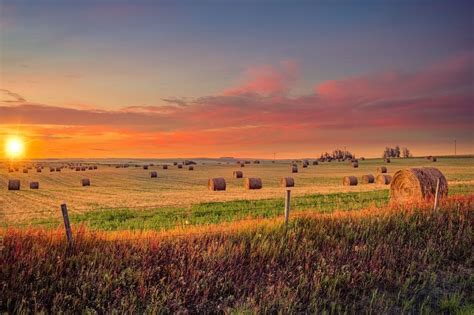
left=75, top=167, right=81, bottom=171
left=37, top=168, right=42, bottom=173
left=377, top=166, right=387, bottom=173
left=352, top=162, right=359, bottom=168
left=360, top=157, right=365, bottom=161
left=81, top=167, right=86, bottom=171
left=291, top=166, right=298, bottom=173
left=81, top=178, right=90, bottom=186
left=240, top=163, right=245, bottom=168
left=385, top=158, right=391, bottom=163
left=23, top=169, right=28, bottom=174
left=14, top=167, right=19, bottom=172
left=253, top=160, right=260, bottom=164
left=429, top=156, right=437, bottom=162
left=208, top=177, right=226, bottom=191
left=188, top=166, right=194, bottom=171
left=376, top=174, right=392, bottom=185
left=177, top=164, right=183, bottom=169
left=162, top=165, right=168, bottom=170
left=56, top=168, right=61, bottom=172
left=173, top=162, right=178, bottom=166
left=244, top=161, right=251, bottom=164
left=302, top=164, right=308, bottom=168
left=30, top=182, right=39, bottom=189
left=233, top=171, right=243, bottom=178
left=150, top=171, right=157, bottom=178
left=143, top=165, right=149, bottom=170
left=50, top=168, right=55, bottom=172
left=88, top=167, right=93, bottom=170
left=312, top=161, right=318, bottom=165
left=8, top=179, right=20, bottom=190
left=93, top=166, right=98, bottom=170
left=8, top=168, right=14, bottom=173
left=244, top=177, right=263, bottom=190
left=390, top=167, right=448, bottom=203
left=361, top=174, right=375, bottom=184
left=343, top=176, right=358, bottom=186
left=280, top=177, right=295, bottom=187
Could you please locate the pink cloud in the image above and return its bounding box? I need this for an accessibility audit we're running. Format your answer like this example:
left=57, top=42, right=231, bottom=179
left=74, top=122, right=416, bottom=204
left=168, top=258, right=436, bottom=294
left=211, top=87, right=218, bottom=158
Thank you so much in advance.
left=0, top=53, right=472, bottom=157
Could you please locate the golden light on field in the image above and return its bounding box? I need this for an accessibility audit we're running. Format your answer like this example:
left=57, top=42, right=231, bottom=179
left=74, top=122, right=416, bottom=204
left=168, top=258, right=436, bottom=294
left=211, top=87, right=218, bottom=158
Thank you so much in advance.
left=5, top=136, right=25, bottom=159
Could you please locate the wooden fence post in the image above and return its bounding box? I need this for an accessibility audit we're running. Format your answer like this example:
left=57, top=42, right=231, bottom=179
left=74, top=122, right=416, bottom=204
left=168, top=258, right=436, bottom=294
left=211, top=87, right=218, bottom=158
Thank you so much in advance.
left=284, top=189, right=291, bottom=225
left=61, top=203, right=73, bottom=246
left=433, top=178, right=440, bottom=211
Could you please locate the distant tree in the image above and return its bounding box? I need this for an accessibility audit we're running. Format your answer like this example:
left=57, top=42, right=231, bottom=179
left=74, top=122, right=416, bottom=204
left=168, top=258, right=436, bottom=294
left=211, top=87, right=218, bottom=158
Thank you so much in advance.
left=394, top=145, right=401, bottom=158
left=383, top=145, right=405, bottom=158
left=402, top=147, right=412, bottom=158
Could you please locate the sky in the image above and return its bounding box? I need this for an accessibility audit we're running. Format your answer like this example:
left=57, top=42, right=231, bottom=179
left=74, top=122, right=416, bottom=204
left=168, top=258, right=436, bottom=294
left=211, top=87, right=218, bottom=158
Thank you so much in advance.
left=0, top=0, right=473, bottom=159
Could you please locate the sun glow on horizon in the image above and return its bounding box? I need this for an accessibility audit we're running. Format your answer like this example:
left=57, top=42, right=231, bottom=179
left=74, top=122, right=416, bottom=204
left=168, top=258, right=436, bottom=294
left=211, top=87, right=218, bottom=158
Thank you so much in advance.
left=5, top=136, right=25, bottom=159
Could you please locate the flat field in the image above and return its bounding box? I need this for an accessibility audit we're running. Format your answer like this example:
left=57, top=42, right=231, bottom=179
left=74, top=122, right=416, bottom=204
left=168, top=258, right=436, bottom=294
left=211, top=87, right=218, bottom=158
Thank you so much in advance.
left=1, top=156, right=473, bottom=227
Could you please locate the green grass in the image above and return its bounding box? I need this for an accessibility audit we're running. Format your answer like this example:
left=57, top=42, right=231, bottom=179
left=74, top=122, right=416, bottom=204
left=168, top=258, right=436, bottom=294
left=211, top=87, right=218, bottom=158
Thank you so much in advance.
left=31, top=184, right=474, bottom=231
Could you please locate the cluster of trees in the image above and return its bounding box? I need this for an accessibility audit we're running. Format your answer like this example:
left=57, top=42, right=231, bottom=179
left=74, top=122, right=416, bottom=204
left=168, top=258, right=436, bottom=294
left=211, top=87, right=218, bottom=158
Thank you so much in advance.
left=320, top=149, right=355, bottom=161
left=383, top=145, right=412, bottom=158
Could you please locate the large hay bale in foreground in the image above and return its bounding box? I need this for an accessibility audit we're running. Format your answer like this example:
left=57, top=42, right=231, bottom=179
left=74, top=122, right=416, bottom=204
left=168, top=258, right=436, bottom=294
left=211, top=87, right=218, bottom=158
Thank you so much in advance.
left=343, top=176, right=357, bottom=186
left=30, top=182, right=39, bottom=189
left=390, top=167, right=447, bottom=203
left=150, top=171, right=157, bottom=178
left=8, top=180, right=20, bottom=190
left=361, top=174, right=375, bottom=184
left=377, top=166, right=387, bottom=173
left=208, top=178, right=226, bottom=191
left=81, top=178, right=90, bottom=187
left=376, top=174, right=392, bottom=185
left=244, top=178, right=263, bottom=190
left=280, top=177, right=295, bottom=187
left=233, top=171, right=243, bottom=178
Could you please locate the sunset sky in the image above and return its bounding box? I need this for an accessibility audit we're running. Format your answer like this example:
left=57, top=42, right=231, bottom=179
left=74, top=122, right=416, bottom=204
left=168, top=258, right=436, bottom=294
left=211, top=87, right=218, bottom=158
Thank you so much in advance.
left=1, top=0, right=473, bottom=159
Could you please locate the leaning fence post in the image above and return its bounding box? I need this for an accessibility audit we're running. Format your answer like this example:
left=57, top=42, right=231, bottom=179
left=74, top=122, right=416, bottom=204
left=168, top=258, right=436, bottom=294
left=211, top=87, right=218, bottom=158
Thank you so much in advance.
left=284, top=189, right=291, bottom=225
left=61, top=203, right=73, bottom=246
left=433, top=178, right=440, bottom=211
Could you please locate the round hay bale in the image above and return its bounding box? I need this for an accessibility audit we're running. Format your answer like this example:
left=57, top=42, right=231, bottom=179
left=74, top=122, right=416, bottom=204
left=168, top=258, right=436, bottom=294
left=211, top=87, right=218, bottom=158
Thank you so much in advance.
left=81, top=167, right=86, bottom=171
left=385, top=158, right=391, bottom=163
left=253, top=160, right=260, bottom=164
left=244, top=177, right=263, bottom=190
left=30, top=182, right=39, bottom=189
left=377, top=166, right=387, bottom=173
left=56, top=168, right=61, bottom=172
left=376, top=174, right=392, bottom=185
left=93, top=166, right=98, bottom=170
left=75, top=167, right=81, bottom=171
left=208, top=177, right=226, bottom=191
left=23, top=169, right=28, bottom=174
left=431, top=157, right=437, bottom=162
left=150, top=171, right=157, bottom=178
left=233, top=171, right=243, bottom=178
left=240, top=163, right=245, bottom=168
left=280, top=177, right=295, bottom=187
left=352, top=162, right=359, bottom=168
left=361, top=174, right=375, bottom=184
left=390, top=167, right=448, bottom=203
left=177, top=164, right=183, bottom=169
left=50, top=168, right=55, bottom=172
left=163, top=165, right=168, bottom=170
left=81, top=178, right=90, bottom=186
left=343, top=176, right=357, bottom=186
left=312, top=161, right=318, bottom=165
left=8, top=179, right=20, bottom=190
left=37, top=168, right=42, bottom=173
left=173, top=162, right=178, bottom=166
left=88, top=167, right=93, bottom=170
left=302, top=164, right=308, bottom=168
left=291, top=166, right=298, bottom=173
left=143, top=165, right=149, bottom=170
left=188, top=166, right=194, bottom=171
left=8, top=168, right=14, bottom=173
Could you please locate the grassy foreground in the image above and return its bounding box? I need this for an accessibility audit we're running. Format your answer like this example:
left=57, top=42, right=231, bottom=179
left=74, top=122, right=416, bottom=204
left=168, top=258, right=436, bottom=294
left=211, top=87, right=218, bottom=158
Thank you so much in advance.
left=1, top=195, right=473, bottom=313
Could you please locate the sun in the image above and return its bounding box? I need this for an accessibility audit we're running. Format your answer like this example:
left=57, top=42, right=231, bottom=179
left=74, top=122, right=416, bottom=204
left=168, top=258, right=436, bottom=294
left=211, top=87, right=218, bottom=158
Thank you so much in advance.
left=5, top=136, right=25, bottom=159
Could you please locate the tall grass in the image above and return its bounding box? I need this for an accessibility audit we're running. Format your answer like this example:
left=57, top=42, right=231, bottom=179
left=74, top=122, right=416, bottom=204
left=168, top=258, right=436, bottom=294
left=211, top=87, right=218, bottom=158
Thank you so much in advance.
left=1, top=195, right=473, bottom=313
